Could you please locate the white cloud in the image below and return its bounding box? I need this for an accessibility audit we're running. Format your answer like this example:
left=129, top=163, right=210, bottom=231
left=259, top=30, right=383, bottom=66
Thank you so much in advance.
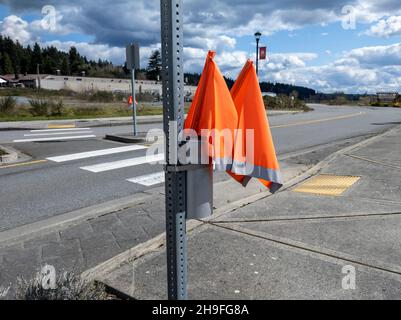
left=43, top=40, right=125, bottom=64
left=262, top=43, right=401, bottom=93
left=264, top=53, right=318, bottom=72
left=346, top=43, right=401, bottom=66
left=0, top=15, right=33, bottom=43
left=366, top=15, right=401, bottom=37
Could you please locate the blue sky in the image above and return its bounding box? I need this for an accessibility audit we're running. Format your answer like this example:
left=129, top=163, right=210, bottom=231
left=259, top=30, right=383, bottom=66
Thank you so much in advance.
left=1, top=0, right=401, bottom=93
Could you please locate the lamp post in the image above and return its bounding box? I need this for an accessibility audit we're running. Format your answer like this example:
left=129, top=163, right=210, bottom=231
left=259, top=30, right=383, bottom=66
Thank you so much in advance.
left=254, top=31, right=262, bottom=76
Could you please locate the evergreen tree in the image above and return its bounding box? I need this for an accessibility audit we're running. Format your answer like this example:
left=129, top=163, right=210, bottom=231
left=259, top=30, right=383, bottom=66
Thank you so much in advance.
left=69, top=47, right=81, bottom=75
left=61, top=56, right=70, bottom=75
left=146, top=50, right=162, bottom=80
left=3, top=52, right=14, bottom=74
left=31, top=43, right=43, bottom=73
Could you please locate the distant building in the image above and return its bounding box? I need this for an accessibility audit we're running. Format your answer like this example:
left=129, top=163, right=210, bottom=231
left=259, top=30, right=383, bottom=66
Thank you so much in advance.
left=0, top=76, right=10, bottom=87
left=262, top=92, right=277, bottom=98
left=0, top=74, right=198, bottom=99
left=376, top=92, right=398, bottom=103
left=40, top=75, right=197, bottom=98
left=0, top=74, right=48, bottom=88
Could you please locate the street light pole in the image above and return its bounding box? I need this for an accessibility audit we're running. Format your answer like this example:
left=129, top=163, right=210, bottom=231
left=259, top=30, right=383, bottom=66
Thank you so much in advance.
left=254, top=31, right=262, bottom=76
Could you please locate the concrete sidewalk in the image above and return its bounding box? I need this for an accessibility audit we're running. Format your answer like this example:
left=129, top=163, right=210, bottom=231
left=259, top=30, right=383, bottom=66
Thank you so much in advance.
left=0, top=110, right=300, bottom=131
left=0, top=149, right=315, bottom=299
left=97, top=125, right=401, bottom=300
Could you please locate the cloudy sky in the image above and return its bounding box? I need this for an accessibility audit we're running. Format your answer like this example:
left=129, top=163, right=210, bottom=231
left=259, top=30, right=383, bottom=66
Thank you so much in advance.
left=1, top=0, right=401, bottom=93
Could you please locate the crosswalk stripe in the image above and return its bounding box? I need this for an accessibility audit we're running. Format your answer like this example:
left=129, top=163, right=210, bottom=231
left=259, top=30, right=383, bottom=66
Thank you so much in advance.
left=47, top=145, right=148, bottom=163
left=80, top=153, right=165, bottom=173
left=30, top=128, right=91, bottom=133
left=127, top=172, right=165, bottom=186
left=24, top=131, right=91, bottom=137
left=13, top=135, right=96, bottom=143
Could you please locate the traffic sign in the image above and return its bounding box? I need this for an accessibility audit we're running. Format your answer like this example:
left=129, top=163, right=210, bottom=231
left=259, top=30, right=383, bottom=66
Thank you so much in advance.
left=126, top=43, right=140, bottom=70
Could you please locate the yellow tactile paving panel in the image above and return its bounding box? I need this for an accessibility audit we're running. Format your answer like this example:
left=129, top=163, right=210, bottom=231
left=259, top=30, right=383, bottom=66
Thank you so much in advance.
left=293, top=174, right=361, bottom=197
left=47, top=124, right=76, bottom=129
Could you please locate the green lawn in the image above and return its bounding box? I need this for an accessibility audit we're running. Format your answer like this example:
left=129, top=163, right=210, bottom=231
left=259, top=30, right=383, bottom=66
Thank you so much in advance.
left=0, top=105, right=194, bottom=122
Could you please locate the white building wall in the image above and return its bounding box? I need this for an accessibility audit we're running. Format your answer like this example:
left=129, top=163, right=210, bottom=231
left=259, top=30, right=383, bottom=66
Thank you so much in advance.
left=41, top=75, right=197, bottom=97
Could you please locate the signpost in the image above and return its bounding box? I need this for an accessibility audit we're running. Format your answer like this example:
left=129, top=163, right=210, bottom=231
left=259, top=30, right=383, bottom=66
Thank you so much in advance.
left=161, top=0, right=188, bottom=300
left=126, top=43, right=140, bottom=136
left=160, top=0, right=213, bottom=300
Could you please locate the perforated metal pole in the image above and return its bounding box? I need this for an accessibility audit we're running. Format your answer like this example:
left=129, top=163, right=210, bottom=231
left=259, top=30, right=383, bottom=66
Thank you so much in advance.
left=131, top=68, right=137, bottom=136
left=161, top=0, right=187, bottom=300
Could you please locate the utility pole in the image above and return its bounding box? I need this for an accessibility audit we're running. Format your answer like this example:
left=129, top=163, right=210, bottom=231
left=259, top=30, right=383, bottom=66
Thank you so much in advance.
left=36, top=63, right=41, bottom=91
left=161, top=0, right=188, bottom=300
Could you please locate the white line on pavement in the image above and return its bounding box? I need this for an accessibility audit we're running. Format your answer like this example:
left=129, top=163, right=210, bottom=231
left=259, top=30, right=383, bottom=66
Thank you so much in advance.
left=127, top=171, right=165, bottom=186
left=80, top=153, right=165, bottom=173
left=29, top=128, right=91, bottom=133
left=13, top=135, right=96, bottom=143
left=47, top=145, right=148, bottom=163
left=24, top=131, right=92, bottom=137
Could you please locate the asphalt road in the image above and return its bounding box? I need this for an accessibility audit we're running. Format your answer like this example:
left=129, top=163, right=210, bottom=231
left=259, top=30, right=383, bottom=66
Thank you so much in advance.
left=1, top=104, right=401, bottom=232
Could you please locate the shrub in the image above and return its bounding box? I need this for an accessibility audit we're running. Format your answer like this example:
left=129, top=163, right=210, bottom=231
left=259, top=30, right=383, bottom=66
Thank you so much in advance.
left=49, top=100, right=64, bottom=116
left=29, top=99, right=65, bottom=117
left=29, top=99, right=49, bottom=116
left=0, top=96, right=17, bottom=115
left=88, top=91, right=115, bottom=102
left=15, top=270, right=108, bottom=300
left=263, top=95, right=312, bottom=112
left=137, top=92, right=157, bottom=102
left=71, top=106, right=103, bottom=117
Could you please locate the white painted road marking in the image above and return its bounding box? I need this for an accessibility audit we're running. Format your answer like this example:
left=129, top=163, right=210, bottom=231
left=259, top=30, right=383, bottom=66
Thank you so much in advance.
left=24, top=131, right=92, bottom=137
left=80, top=153, right=165, bottom=173
left=127, top=171, right=165, bottom=186
left=13, top=135, right=96, bottom=143
left=29, top=128, right=91, bottom=133
left=47, top=145, right=148, bottom=163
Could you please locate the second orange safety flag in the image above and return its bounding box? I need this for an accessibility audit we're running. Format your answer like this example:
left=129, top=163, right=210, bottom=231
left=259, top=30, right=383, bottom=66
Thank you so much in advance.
left=228, top=60, right=283, bottom=192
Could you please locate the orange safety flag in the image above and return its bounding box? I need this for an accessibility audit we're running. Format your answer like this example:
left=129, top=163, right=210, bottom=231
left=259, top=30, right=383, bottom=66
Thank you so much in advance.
left=184, top=51, right=238, bottom=170
left=128, top=95, right=138, bottom=106
left=228, top=60, right=282, bottom=192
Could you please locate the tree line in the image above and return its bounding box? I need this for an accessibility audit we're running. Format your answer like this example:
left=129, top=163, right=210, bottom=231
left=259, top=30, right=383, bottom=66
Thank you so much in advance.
left=0, top=36, right=126, bottom=78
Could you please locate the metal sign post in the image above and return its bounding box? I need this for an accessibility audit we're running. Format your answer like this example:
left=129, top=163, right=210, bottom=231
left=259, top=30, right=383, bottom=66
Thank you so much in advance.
left=131, top=68, right=137, bottom=136
left=126, top=43, right=140, bottom=136
left=161, top=0, right=188, bottom=300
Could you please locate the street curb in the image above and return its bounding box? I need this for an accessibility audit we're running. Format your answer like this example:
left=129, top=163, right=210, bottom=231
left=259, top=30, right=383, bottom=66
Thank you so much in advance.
left=75, top=117, right=164, bottom=129
left=0, top=192, right=156, bottom=249
left=0, top=145, right=18, bottom=164
left=0, top=117, right=164, bottom=131
left=82, top=124, right=401, bottom=283
left=104, top=134, right=148, bottom=144
left=0, top=110, right=303, bottom=131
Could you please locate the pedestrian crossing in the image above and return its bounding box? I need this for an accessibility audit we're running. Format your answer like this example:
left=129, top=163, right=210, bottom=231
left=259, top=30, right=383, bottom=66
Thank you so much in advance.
left=13, top=128, right=96, bottom=143
left=127, top=172, right=165, bottom=186
left=80, top=153, right=165, bottom=173
left=46, top=144, right=166, bottom=187
left=47, top=145, right=148, bottom=163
